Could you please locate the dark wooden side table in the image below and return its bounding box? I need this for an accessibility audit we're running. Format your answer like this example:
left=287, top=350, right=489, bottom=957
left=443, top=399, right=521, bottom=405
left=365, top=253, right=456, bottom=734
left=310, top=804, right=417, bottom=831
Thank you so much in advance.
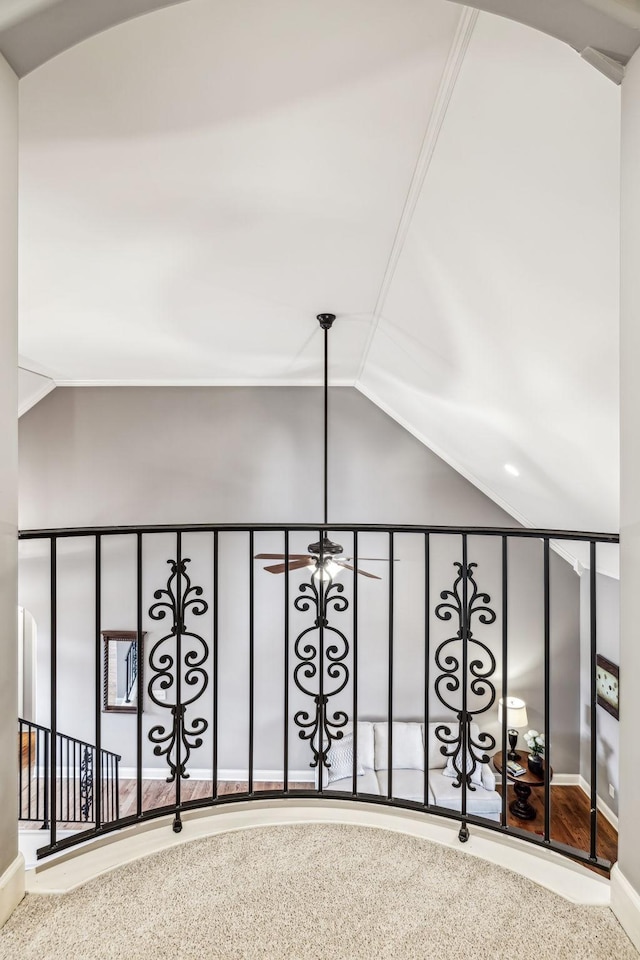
left=493, top=750, right=553, bottom=821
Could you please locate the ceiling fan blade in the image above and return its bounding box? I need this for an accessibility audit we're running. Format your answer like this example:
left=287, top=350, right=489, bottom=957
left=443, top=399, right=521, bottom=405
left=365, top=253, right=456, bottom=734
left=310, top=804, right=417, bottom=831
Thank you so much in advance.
left=344, top=557, right=400, bottom=563
left=342, top=556, right=401, bottom=562
left=263, top=558, right=313, bottom=574
left=336, top=561, right=381, bottom=580
left=254, top=553, right=310, bottom=560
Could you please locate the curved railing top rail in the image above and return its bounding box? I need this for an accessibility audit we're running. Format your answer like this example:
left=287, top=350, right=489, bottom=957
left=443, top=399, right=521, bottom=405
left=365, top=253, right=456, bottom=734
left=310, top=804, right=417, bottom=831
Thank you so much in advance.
left=18, top=522, right=620, bottom=543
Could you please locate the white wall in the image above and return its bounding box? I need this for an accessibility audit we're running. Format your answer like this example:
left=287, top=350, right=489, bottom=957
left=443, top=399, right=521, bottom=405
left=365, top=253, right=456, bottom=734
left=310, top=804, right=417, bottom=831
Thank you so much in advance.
left=0, top=49, right=19, bottom=903
left=618, top=41, right=640, bottom=921
left=18, top=386, right=581, bottom=779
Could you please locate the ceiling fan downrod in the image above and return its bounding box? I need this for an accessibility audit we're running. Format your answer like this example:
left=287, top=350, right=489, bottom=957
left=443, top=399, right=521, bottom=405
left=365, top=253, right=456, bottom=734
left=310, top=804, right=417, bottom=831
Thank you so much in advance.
left=254, top=312, right=381, bottom=579
left=316, top=313, right=335, bottom=529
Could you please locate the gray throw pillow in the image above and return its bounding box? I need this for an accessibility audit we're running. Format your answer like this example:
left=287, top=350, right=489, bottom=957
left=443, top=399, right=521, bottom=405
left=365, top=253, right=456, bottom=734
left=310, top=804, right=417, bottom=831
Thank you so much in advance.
left=326, top=734, right=365, bottom=784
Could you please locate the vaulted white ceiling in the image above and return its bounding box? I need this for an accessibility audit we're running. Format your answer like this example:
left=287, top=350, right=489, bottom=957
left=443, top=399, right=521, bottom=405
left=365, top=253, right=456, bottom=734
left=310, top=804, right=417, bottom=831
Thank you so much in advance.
left=17, top=0, right=620, bottom=540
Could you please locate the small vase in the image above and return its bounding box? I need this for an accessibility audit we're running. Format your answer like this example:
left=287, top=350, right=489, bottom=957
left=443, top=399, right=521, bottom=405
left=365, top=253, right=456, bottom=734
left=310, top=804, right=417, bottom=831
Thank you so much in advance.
left=528, top=753, right=543, bottom=776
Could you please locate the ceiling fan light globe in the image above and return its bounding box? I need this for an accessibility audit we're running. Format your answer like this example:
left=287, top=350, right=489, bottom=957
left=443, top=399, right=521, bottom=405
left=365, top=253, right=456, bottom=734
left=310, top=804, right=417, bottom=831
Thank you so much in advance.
left=312, top=559, right=343, bottom=582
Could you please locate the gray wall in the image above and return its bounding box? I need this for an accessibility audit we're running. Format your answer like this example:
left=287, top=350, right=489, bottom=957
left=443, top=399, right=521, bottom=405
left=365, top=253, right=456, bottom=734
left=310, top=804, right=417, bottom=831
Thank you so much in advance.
left=579, top=571, right=619, bottom=818
left=18, top=386, right=581, bottom=777
left=620, top=44, right=640, bottom=903
left=0, top=51, right=18, bottom=884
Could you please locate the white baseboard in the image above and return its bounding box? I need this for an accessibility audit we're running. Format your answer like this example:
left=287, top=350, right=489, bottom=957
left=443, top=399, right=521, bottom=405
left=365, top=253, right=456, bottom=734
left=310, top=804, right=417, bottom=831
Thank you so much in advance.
left=0, top=854, right=25, bottom=928
left=118, top=767, right=314, bottom=782
left=550, top=773, right=581, bottom=786
left=611, top=864, right=640, bottom=953
left=577, top=775, right=619, bottom=830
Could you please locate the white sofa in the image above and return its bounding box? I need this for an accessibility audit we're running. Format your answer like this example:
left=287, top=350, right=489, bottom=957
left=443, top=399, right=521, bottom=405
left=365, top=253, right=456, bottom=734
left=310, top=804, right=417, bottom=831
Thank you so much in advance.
left=324, top=720, right=501, bottom=822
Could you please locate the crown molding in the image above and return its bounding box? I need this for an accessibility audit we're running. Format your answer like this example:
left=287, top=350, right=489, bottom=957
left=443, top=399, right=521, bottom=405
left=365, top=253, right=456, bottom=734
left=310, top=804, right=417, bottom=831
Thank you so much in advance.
left=18, top=377, right=55, bottom=417
left=52, top=378, right=356, bottom=388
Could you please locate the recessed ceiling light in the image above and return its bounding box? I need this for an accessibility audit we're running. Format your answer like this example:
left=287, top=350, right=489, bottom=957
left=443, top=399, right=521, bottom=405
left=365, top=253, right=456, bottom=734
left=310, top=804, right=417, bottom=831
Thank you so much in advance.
left=504, top=464, right=520, bottom=477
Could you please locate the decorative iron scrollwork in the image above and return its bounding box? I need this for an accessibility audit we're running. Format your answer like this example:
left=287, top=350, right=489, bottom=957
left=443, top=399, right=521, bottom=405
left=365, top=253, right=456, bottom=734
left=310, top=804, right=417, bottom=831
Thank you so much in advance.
left=148, top=558, right=209, bottom=783
left=293, top=573, right=349, bottom=771
left=434, top=561, right=496, bottom=791
left=80, top=745, right=93, bottom=822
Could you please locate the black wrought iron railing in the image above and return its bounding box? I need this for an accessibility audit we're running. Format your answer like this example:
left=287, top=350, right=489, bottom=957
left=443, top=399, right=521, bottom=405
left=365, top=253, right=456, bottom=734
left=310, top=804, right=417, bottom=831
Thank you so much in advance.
left=17, top=522, right=618, bottom=870
left=18, top=718, right=120, bottom=827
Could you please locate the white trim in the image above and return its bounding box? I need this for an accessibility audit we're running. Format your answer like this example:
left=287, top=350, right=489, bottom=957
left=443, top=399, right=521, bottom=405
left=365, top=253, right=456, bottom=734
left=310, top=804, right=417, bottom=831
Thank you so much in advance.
left=580, top=47, right=625, bottom=85
left=357, top=6, right=479, bottom=381
left=18, top=356, right=59, bottom=379
left=18, top=377, right=55, bottom=417
left=577, top=774, right=619, bottom=830
left=551, top=773, right=581, bottom=786
left=52, top=379, right=356, bottom=388
left=118, top=767, right=314, bottom=782
left=611, top=864, right=640, bottom=954
left=19, top=831, right=77, bottom=871
left=0, top=854, right=25, bottom=928
left=25, top=800, right=610, bottom=905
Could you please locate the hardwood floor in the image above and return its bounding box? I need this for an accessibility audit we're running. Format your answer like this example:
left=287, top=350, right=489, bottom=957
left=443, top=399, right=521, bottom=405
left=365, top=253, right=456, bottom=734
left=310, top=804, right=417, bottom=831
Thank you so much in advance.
left=19, top=779, right=313, bottom=832
left=498, top=784, right=617, bottom=868
left=20, top=777, right=617, bottom=872
left=19, top=732, right=36, bottom=768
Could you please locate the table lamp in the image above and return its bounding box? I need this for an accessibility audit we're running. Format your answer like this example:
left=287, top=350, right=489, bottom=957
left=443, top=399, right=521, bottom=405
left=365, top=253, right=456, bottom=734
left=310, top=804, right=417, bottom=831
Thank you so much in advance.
left=498, top=697, right=528, bottom=760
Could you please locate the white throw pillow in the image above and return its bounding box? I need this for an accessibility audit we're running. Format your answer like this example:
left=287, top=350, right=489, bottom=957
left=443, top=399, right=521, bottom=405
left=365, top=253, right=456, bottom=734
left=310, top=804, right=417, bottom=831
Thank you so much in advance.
left=443, top=751, right=483, bottom=787
left=481, top=762, right=496, bottom=792
left=373, top=722, right=424, bottom=771
left=326, top=734, right=365, bottom=784
left=340, top=721, right=376, bottom=770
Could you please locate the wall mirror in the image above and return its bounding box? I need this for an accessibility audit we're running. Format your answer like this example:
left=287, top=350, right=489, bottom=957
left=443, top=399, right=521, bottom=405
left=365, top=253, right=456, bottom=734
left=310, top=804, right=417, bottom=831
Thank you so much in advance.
left=102, top=630, right=145, bottom=713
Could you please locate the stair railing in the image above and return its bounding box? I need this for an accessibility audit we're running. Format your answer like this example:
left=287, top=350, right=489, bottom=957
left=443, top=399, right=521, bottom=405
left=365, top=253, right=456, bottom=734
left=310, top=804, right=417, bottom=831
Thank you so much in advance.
left=18, top=718, right=121, bottom=828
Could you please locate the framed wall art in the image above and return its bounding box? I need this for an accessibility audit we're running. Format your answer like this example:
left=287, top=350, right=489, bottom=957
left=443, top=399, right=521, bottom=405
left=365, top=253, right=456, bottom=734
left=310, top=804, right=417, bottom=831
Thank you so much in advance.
left=596, top=654, right=619, bottom=720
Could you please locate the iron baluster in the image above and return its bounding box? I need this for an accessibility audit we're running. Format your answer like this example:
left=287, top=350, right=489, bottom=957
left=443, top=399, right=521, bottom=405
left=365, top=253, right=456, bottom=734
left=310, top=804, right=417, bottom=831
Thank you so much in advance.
left=136, top=532, right=143, bottom=819
left=424, top=533, right=430, bottom=808
left=352, top=531, right=358, bottom=797
left=80, top=745, right=94, bottom=821
left=293, top=545, right=349, bottom=774
left=460, top=535, right=469, bottom=840
left=95, top=534, right=102, bottom=830
left=387, top=531, right=394, bottom=800
left=500, top=536, right=508, bottom=829
left=249, top=531, right=254, bottom=796
left=543, top=538, right=551, bottom=843
left=212, top=531, right=219, bottom=801
left=147, top=555, right=209, bottom=807
left=434, top=554, right=497, bottom=838
left=589, top=540, right=598, bottom=861
left=284, top=530, right=289, bottom=793
left=50, top=537, right=57, bottom=848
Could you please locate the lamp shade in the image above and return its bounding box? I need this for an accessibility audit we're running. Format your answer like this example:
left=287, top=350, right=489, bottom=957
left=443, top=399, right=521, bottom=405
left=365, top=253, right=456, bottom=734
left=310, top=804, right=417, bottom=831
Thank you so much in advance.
left=498, top=696, right=528, bottom=729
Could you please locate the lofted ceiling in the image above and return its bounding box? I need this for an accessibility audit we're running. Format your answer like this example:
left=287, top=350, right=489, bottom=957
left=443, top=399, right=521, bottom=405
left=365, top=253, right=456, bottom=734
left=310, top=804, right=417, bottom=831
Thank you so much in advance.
left=16, top=0, right=620, bottom=546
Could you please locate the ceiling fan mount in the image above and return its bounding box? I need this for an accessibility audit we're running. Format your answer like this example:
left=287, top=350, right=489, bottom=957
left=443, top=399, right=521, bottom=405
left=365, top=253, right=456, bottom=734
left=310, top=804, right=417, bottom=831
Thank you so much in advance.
left=307, top=536, right=343, bottom=557
left=316, top=313, right=336, bottom=330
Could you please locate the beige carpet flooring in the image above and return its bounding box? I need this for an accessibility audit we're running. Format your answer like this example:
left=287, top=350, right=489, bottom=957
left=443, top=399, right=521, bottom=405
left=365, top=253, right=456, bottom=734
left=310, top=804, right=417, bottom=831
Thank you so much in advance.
left=0, top=824, right=637, bottom=959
